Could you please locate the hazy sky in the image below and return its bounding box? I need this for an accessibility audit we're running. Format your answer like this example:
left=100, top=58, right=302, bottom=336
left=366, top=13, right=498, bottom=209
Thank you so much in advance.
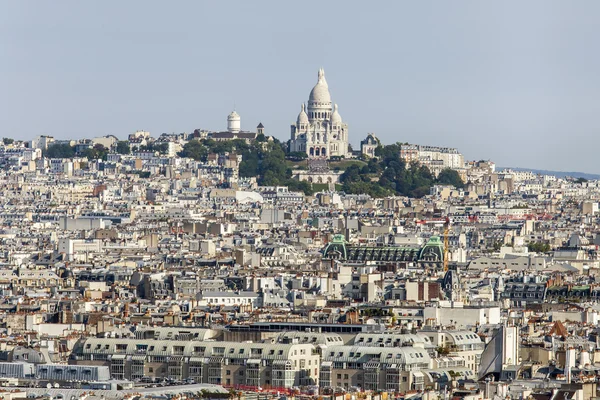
left=2, top=1, right=600, bottom=172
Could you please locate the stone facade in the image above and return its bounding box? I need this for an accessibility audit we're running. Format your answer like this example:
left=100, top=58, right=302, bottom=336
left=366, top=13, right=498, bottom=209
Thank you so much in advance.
left=289, top=69, right=349, bottom=159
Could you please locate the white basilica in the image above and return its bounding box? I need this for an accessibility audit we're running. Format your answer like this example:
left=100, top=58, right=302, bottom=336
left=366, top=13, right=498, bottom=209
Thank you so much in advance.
left=289, top=69, right=349, bottom=159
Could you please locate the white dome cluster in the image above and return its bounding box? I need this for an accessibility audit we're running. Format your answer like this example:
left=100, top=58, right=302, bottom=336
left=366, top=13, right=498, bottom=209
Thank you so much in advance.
left=289, top=69, right=349, bottom=159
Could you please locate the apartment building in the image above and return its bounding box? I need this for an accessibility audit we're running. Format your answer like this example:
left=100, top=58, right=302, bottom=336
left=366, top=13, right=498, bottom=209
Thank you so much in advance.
left=71, top=338, right=319, bottom=388
left=320, top=345, right=431, bottom=392
left=400, top=144, right=465, bottom=172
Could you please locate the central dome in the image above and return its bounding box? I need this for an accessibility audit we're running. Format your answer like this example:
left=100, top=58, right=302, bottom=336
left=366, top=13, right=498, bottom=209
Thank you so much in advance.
left=308, top=68, right=331, bottom=105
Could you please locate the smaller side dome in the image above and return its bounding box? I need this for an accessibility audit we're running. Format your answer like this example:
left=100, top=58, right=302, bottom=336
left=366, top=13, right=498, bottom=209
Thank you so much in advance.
left=297, top=103, right=309, bottom=125
left=331, top=104, right=342, bottom=124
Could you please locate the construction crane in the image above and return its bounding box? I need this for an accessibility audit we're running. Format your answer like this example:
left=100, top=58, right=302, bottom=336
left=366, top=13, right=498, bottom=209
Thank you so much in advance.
left=443, top=217, right=450, bottom=272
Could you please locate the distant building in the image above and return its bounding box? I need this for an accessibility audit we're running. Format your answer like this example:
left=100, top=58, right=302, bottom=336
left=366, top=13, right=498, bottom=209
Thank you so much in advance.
left=360, top=133, right=379, bottom=158
left=208, top=110, right=257, bottom=143
left=322, top=234, right=445, bottom=270
left=400, top=144, right=465, bottom=176
left=289, top=69, right=349, bottom=159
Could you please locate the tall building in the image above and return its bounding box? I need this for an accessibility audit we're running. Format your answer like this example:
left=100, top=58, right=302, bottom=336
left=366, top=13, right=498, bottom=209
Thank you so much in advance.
left=289, top=69, right=349, bottom=159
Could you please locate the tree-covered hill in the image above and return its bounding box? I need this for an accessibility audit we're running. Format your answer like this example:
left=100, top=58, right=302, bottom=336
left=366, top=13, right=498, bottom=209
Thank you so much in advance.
left=179, top=137, right=313, bottom=194
left=177, top=139, right=466, bottom=198
left=339, top=143, right=464, bottom=198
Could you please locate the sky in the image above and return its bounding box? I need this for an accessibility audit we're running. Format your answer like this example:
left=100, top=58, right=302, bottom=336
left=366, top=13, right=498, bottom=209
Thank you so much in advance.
left=1, top=1, right=600, bottom=173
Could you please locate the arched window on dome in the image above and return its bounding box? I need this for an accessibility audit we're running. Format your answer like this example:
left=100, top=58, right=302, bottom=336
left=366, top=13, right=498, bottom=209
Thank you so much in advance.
left=309, top=147, right=314, bottom=156
left=322, top=147, right=326, bottom=156
left=315, top=148, right=320, bottom=156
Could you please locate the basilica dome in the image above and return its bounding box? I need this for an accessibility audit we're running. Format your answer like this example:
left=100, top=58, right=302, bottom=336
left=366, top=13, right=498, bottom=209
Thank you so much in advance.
left=330, top=104, right=342, bottom=124
left=297, top=104, right=309, bottom=125
left=308, top=68, right=331, bottom=105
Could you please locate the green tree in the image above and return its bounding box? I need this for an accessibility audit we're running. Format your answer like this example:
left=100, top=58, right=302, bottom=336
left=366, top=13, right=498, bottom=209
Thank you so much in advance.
left=287, top=179, right=313, bottom=195
left=437, top=168, right=465, bottom=188
left=288, top=151, right=308, bottom=160
left=116, top=141, right=130, bottom=155
left=82, top=144, right=108, bottom=160
left=3, top=138, right=14, bottom=145
left=179, top=140, right=207, bottom=161
left=45, top=143, right=75, bottom=158
left=153, top=142, right=169, bottom=155
left=528, top=241, right=551, bottom=253
left=239, top=152, right=259, bottom=177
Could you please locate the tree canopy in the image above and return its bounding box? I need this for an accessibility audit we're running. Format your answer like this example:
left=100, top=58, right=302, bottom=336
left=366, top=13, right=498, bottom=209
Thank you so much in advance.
left=81, top=144, right=109, bottom=160
left=138, top=142, right=169, bottom=154
left=44, top=143, right=75, bottom=159
left=179, top=139, right=314, bottom=195
left=116, top=141, right=131, bottom=155
left=339, top=144, right=465, bottom=198
left=437, top=168, right=465, bottom=188
left=528, top=241, right=551, bottom=253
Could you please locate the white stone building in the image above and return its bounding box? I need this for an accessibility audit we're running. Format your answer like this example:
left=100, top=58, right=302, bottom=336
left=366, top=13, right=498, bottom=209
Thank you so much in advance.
left=289, top=69, right=349, bottom=159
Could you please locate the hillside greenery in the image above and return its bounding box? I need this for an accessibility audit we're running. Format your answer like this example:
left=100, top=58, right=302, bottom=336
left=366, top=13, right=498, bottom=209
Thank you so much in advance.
left=44, top=143, right=76, bottom=159
left=179, top=138, right=314, bottom=195
left=339, top=143, right=465, bottom=198
left=42, top=137, right=465, bottom=198
left=179, top=139, right=465, bottom=198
